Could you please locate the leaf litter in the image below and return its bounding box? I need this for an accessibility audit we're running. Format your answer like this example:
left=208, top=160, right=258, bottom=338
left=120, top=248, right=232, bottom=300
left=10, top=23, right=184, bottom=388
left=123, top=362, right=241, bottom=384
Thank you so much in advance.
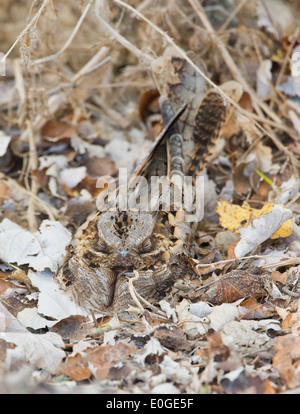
left=0, top=0, right=300, bottom=394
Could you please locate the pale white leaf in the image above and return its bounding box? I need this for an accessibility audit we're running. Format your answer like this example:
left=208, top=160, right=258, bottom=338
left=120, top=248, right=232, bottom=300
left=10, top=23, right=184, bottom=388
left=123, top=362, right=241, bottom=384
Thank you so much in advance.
left=221, top=319, right=280, bottom=348
left=0, top=331, right=65, bottom=374
left=60, top=166, right=87, bottom=189
left=234, top=204, right=293, bottom=258
left=0, top=131, right=11, bottom=156
left=70, top=134, right=105, bottom=157
left=256, top=60, right=272, bottom=100
left=27, top=270, right=90, bottom=321
left=208, top=302, right=240, bottom=331
left=150, top=383, right=180, bottom=394
left=103, top=329, right=118, bottom=346
left=0, top=219, right=71, bottom=272
left=269, top=175, right=300, bottom=204
left=176, top=299, right=207, bottom=337
left=38, top=154, right=68, bottom=176
left=135, top=337, right=165, bottom=365
left=0, top=302, right=28, bottom=333
left=36, top=220, right=72, bottom=271
left=159, top=355, right=192, bottom=384
left=159, top=300, right=178, bottom=322
left=189, top=301, right=213, bottom=318
left=17, top=307, right=56, bottom=330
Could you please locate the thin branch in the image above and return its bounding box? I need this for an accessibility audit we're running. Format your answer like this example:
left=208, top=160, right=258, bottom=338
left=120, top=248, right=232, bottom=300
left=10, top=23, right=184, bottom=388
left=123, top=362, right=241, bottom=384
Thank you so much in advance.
left=217, top=0, right=248, bottom=33
left=0, top=172, right=58, bottom=221
left=95, top=10, right=154, bottom=67
left=31, top=0, right=93, bottom=66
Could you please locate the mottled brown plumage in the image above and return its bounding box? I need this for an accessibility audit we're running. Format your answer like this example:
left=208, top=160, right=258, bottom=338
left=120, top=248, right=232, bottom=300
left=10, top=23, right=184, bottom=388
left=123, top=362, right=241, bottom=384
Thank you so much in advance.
left=55, top=49, right=226, bottom=315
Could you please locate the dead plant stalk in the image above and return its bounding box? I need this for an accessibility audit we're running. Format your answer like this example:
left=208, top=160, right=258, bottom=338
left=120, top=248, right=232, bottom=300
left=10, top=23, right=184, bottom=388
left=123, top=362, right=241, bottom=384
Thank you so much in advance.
left=26, top=120, right=38, bottom=232
left=2, top=0, right=51, bottom=62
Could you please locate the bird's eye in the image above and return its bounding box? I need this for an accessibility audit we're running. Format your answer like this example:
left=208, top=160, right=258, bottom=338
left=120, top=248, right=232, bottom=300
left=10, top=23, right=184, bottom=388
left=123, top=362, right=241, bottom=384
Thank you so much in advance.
left=141, top=239, right=152, bottom=253
left=94, top=240, right=108, bottom=253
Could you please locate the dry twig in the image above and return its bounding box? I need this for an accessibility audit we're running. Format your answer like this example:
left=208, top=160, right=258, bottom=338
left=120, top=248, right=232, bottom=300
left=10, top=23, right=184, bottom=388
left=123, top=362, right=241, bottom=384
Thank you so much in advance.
left=2, top=0, right=51, bottom=62
left=26, top=119, right=39, bottom=232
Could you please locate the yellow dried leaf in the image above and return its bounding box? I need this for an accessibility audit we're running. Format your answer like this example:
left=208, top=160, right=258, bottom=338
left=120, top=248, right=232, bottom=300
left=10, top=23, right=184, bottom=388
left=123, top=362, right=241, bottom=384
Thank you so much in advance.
left=271, top=219, right=293, bottom=239
left=216, top=201, right=292, bottom=239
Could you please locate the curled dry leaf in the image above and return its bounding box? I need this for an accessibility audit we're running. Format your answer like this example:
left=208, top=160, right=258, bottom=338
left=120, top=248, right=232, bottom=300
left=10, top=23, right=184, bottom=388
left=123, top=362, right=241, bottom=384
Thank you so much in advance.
left=235, top=205, right=293, bottom=258
left=193, top=270, right=273, bottom=305
left=0, top=279, right=27, bottom=300
left=238, top=297, right=276, bottom=320
left=216, top=202, right=293, bottom=257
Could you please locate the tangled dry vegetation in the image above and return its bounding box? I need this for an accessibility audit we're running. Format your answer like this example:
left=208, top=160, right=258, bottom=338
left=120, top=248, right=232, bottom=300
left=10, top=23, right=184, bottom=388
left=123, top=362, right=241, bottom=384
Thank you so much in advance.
left=1, top=0, right=300, bottom=394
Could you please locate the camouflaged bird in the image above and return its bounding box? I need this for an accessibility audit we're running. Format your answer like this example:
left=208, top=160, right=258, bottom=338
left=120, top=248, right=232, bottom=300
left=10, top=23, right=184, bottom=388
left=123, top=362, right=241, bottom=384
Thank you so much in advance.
left=55, top=48, right=227, bottom=315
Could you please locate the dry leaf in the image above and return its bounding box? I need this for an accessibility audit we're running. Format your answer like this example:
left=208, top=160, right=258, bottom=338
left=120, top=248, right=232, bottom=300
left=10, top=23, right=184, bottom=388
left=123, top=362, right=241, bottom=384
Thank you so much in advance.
left=27, top=270, right=90, bottom=322
left=212, top=270, right=272, bottom=305
left=50, top=315, right=93, bottom=341
left=0, top=331, right=65, bottom=374
left=41, top=120, right=76, bottom=141
left=154, top=326, right=188, bottom=351
left=61, top=342, right=136, bottom=381
left=273, top=334, right=300, bottom=389
left=216, top=202, right=293, bottom=257
left=60, top=166, right=87, bottom=189
left=0, top=131, right=11, bottom=156
left=0, top=219, right=72, bottom=272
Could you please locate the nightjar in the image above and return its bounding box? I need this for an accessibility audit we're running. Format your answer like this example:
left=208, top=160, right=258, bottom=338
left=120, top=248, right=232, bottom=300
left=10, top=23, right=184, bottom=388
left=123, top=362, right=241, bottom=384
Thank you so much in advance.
left=55, top=48, right=227, bottom=315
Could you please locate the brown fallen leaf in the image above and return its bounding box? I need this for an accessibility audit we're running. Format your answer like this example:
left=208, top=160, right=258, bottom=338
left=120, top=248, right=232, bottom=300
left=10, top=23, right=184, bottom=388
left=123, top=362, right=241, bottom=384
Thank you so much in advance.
left=82, top=156, right=117, bottom=179
left=232, top=162, right=255, bottom=195
left=138, top=88, right=159, bottom=123
left=273, top=333, right=300, bottom=389
left=191, top=270, right=272, bottom=305
left=214, top=271, right=272, bottom=305
left=61, top=342, right=136, bottom=382
left=200, top=330, right=242, bottom=385
left=50, top=315, right=93, bottom=341
left=281, top=312, right=300, bottom=332
left=154, top=326, right=189, bottom=351
left=238, top=297, right=275, bottom=320
left=41, top=120, right=76, bottom=141
left=220, top=368, right=273, bottom=394
left=0, top=279, right=27, bottom=298
left=60, top=352, right=91, bottom=381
